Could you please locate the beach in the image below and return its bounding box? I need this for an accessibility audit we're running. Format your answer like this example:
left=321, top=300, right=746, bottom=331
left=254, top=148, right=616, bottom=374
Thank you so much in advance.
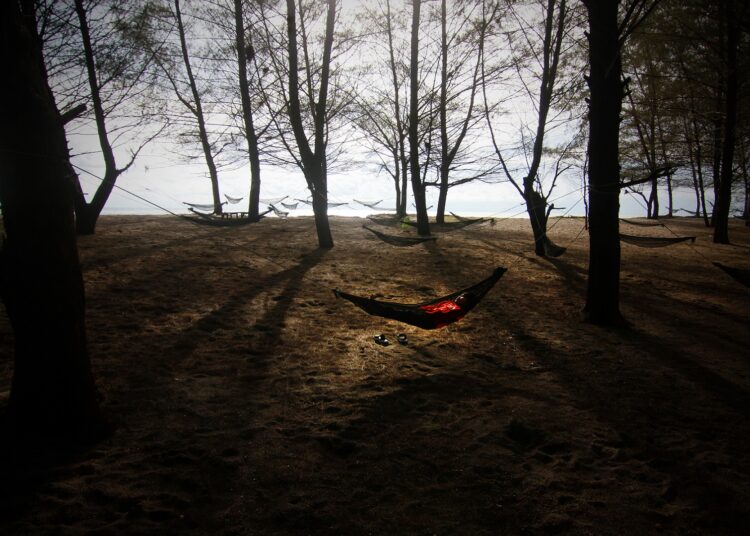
left=1, top=214, right=749, bottom=535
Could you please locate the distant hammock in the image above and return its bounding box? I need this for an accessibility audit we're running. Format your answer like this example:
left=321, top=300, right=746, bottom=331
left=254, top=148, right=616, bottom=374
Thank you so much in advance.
left=542, top=236, right=567, bottom=258
left=333, top=267, right=507, bottom=330
left=269, top=204, right=289, bottom=218
left=367, top=214, right=402, bottom=226
left=363, top=225, right=437, bottom=247
left=354, top=199, right=383, bottom=209
left=182, top=207, right=270, bottom=227
left=401, top=217, right=488, bottom=232
left=260, top=196, right=288, bottom=205
left=183, top=201, right=226, bottom=213
left=292, top=198, right=347, bottom=209
left=619, top=233, right=696, bottom=248
left=225, top=194, right=244, bottom=204
left=620, top=218, right=663, bottom=227
left=281, top=202, right=298, bottom=210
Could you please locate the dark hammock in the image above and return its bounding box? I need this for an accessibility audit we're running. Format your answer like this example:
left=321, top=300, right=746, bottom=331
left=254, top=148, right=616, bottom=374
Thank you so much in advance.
left=401, top=218, right=488, bottom=232
left=713, top=262, right=750, bottom=288
left=619, top=233, right=696, bottom=248
left=182, top=207, right=270, bottom=227
left=368, top=214, right=403, bottom=226
left=620, top=218, right=663, bottom=227
left=333, top=267, right=507, bottom=329
left=542, top=236, right=567, bottom=258
left=449, top=212, right=490, bottom=224
left=363, top=225, right=437, bottom=247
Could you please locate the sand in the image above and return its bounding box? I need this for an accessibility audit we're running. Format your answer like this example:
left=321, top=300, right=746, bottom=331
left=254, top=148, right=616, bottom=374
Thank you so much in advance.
left=1, top=214, right=749, bottom=535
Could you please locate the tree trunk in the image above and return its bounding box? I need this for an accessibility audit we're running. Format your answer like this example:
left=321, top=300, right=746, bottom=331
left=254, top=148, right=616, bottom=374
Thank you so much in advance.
left=409, top=0, right=430, bottom=235
left=525, top=189, right=549, bottom=256
left=175, top=0, right=223, bottom=215
left=385, top=0, right=408, bottom=219
left=286, top=0, right=334, bottom=248
left=1, top=1, right=105, bottom=442
left=582, top=0, right=624, bottom=325
left=436, top=0, right=449, bottom=224
left=73, top=0, right=122, bottom=234
left=234, top=0, right=262, bottom=219
left=713, top=0, right=738, bottom=244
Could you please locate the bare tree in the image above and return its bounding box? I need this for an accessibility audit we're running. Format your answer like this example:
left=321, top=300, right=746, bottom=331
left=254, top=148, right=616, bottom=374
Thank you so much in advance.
left=70, top=0, right=165, bottom=233
left=409, top=0, right=430, bottom=235
left=352, top=0, right=410, bottom=217
left=285, top=0, right=337, bottom=248
left=159, top=0, right=225, bottom=214
left=433, top=0, right=499, bottom=223
left=485, top=0, right=578, bottom=256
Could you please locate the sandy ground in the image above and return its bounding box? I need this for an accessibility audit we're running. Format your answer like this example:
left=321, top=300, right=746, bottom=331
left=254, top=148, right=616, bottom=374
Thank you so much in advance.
left=1, top=214, right=749, bottom=535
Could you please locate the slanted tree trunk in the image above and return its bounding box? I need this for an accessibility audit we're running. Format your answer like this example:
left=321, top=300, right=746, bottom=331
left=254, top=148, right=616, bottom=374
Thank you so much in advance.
left=73, top=0, right=125, bottom=233
left=713, top=0, right=738, bottom=244
left=286, top=0, right=334, bottom=248
left=234, top=0, right=261, bottom=219
left=409, top=0, right=430, bottom=235
left=582, top=0, right=624, bottom=325
left=174, top=0, right=222, bottom=215
left=1, top=1, right=104, bottom=442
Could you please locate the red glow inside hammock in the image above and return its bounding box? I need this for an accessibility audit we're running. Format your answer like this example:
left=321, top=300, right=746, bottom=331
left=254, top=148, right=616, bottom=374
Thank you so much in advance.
left=420, top=300, right=463, bottom=314
left=419, top=299, right=466, bottom=328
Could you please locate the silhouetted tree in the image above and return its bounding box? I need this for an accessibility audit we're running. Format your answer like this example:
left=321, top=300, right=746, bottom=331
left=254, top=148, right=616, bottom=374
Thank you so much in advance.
left=409, top=0, right=430, bottom=235
left=1, top=0, right=105, bottom=442
left=582, top=0, right=660, bottom=325
left=286, top=0, right=337, bottom=248
left=71, top=0, right=164, bottom=233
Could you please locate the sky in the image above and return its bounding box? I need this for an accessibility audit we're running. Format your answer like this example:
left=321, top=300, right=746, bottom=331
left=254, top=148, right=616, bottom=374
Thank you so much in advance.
left=65, top=0, right=705, bottom=222
left=73, top=139, right=696, bottom=220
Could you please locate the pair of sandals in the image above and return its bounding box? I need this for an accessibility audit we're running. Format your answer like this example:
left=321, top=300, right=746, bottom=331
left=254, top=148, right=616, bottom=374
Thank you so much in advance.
left=373, top=333, right=408, bottom=346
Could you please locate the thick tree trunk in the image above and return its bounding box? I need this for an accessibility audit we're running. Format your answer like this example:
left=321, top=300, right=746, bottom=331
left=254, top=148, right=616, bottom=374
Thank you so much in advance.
left=713, top=0, right=738, bottom=244
left=409, top=0, right=429, bottom=235
left=1, top=2, right=105, bottom=442
left=582, top=0, right=624, bottom=325
left=235, top=0, right=262, bottom=219
left=525, top=189, right=548, bottom=256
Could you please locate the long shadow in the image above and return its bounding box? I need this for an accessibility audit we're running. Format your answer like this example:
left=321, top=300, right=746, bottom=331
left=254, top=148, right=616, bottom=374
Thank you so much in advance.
left=626, top=325, right=750, bottom=415
left=0, top=250, right=327, bottom=531
left=496, top=314, right=750, bottom=531
left=81, top=224, right=272, bottom=271
left=165, top=249, right=326, bottom=369
left=527, top=256, right=587, bottom=290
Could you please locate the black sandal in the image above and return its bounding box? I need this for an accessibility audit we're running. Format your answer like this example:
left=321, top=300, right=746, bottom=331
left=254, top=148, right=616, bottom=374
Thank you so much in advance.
left=396, top=333, right=408, bottom=345
left=373, top=334, right=390, bottom=346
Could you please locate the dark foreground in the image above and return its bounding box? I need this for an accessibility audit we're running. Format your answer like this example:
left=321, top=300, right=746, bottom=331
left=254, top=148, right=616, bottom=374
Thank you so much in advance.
left=1, top=215, right=749, bottom=535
